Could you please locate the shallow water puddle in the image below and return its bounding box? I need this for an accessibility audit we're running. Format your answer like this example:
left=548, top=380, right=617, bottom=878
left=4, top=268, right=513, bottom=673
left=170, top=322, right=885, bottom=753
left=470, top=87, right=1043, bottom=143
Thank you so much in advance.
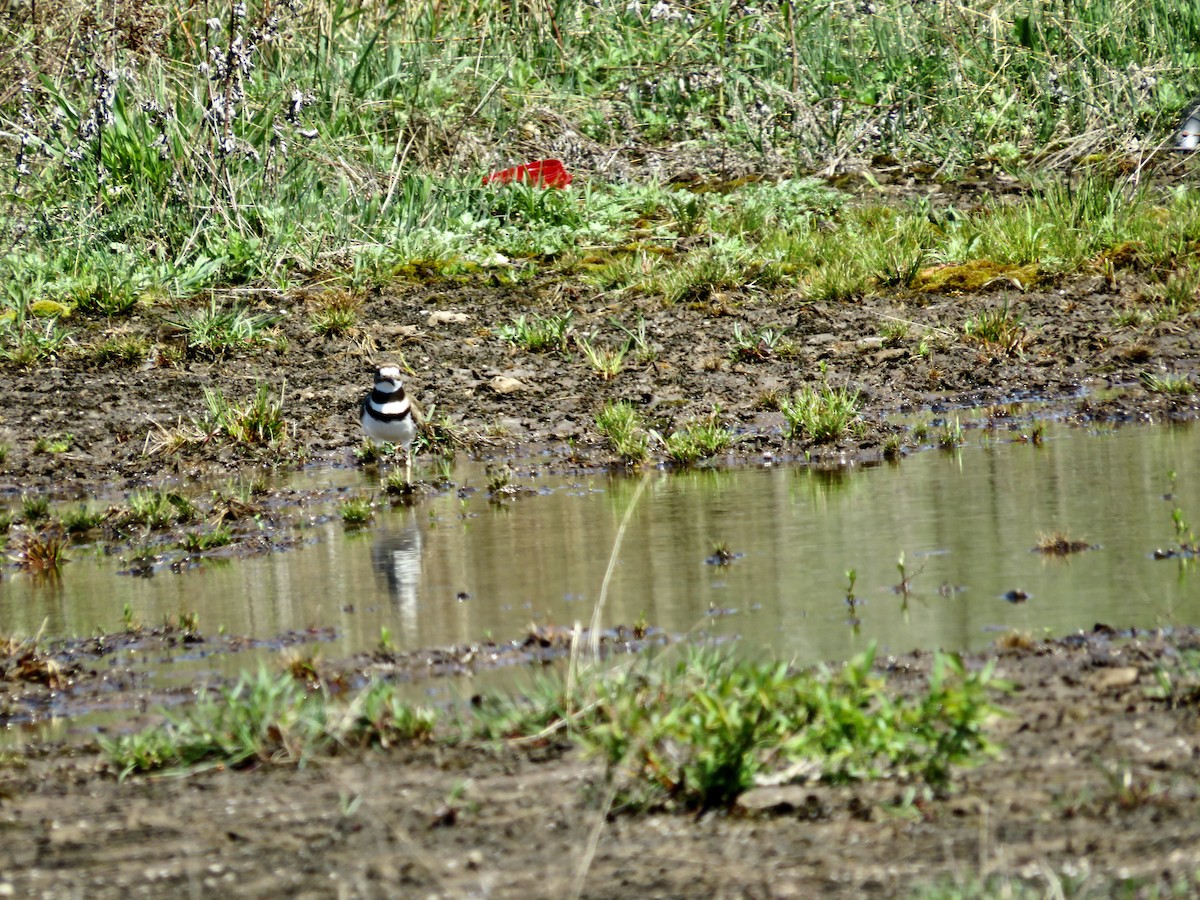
left=2, top=423, right=1199, bottom=688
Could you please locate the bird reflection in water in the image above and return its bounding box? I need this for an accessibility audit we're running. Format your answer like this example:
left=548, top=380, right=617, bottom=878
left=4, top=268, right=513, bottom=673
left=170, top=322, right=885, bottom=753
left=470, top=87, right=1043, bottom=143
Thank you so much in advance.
left=370, top=515, right=424, bottom=640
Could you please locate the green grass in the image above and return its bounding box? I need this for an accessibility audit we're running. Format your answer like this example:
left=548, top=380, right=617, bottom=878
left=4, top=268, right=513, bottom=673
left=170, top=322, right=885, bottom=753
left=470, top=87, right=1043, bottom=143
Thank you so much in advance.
left=938, top=417, right=966, bottom=449
left=308, top=291, right=361, bottom=337
left=779, top=385, right=861, bottom=443
left=497, top=313, right=573, bottom=353
left=339, top=495, right=375, bottom=527
left=963, top=302, right=1028, bottom=356
left=595, top=400, right=650, bottom=464
left=577, top=336, right=628, bottom=379
left=146, top=384, right=289, bottom=454
left=410, top=406, right=465, bottom=458
left=3, top=0, right=1200, bottom=322
left=729, top=323, right=792, bottom=363
left=102, top=668, right=438, bottom=777
left=20, top=495, right=50, bottom=524
left=203, top=384, right=288, bottom=446
left=61, top=504, right=108, bottom=533
left=90, top=334, right=152, bottom=366
left=166, top=301, right=280, bottom=358
left=122, top=490, right=196, bottom=530
left=1142, top=372, right=1197, bottom=395
left=472, top=645, right=1005, bottom=811
left=100, top=643, right=1004, bottom=813
left=0, top=317, right=74, bottom=367
left=32, top=433, right=73, bottom=454
left=180, top=527, right=233, bottom=553
left=663, top=408, right=735, bottom=466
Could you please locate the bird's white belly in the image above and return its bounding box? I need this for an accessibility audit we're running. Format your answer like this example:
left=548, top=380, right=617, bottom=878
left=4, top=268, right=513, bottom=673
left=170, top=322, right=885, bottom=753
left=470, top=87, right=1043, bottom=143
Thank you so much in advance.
left=361, top=409, right=416, bottom=445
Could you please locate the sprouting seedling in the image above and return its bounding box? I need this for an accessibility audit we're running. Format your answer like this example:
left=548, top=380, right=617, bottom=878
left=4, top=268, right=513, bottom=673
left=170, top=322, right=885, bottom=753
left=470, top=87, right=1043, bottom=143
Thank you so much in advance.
left=845, top=568, right=861, bottom=635
left=894, top=551, right=924, bottom=599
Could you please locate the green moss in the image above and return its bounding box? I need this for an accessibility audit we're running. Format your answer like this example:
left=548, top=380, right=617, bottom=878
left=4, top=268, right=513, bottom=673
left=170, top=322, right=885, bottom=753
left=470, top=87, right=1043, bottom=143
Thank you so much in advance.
left=29, top=300, right=72, bottom=318
left=914, top=260, right=1041, bottom=293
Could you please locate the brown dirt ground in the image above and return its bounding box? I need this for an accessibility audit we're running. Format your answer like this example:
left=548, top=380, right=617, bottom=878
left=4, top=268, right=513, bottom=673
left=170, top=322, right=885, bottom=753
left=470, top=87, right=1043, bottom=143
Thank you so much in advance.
left=3, top=167, right=1200, bottom=896
left=3, top=629, right=1200, bottom=897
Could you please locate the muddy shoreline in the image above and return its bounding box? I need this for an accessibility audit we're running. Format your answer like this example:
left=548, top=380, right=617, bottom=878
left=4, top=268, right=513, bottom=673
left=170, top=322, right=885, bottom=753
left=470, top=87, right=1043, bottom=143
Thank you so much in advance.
left=3, top=256, right=1198, bottom=498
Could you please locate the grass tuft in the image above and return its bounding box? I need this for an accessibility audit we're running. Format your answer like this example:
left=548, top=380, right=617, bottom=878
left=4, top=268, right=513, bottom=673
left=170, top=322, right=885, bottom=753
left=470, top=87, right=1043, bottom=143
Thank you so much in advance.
left=1142, top=372, right=1196, bottom=395
left=203, top=385, right=289, bottom=446
left=663, top=408, right=735, bottom=466
left=595, top=400, right=650, bottom=464
left=497, top=313, right=573, bottom=353
left=779, top=385, right=861, bottom=443
left=339, top=495, right=375, bottom=527
left=102, top=669, right=438, bottom=777
left=8, top=526, right=69, bottom=573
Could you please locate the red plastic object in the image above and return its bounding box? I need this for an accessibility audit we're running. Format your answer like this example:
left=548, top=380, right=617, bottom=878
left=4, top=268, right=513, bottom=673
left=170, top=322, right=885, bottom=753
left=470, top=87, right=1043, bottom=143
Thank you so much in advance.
left=483, top=159, right=573, bottom=188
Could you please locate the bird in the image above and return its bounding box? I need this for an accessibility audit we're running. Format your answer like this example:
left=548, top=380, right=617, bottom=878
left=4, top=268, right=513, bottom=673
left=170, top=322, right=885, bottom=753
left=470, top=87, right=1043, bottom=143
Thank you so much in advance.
left=361, top=364, right=417, bottom=482
left=1173, top=101, right=1200, bottom=151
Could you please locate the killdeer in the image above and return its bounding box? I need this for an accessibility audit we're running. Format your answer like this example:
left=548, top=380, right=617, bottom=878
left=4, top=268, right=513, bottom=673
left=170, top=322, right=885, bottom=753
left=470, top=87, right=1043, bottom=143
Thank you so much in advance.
left=1174, top=100, right=1200, bottom=151
left=362, top=364, right=417, bottom=481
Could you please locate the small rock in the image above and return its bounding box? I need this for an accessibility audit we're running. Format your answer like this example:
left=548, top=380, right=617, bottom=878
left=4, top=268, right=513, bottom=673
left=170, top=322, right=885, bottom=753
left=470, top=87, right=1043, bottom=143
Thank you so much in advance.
left=489, top=376, right=527, bottom=394
left=378, top=324, right=422, bottom=338
left=427, top=311, right=471, bottom=326
left=737, top=786, right=813, bottom=814
left=1088, top=667, right=1139, bottom=691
